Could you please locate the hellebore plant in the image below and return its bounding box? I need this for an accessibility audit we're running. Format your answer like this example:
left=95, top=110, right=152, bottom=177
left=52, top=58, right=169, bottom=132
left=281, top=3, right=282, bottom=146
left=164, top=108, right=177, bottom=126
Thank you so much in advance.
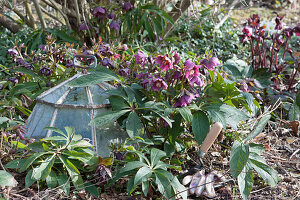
left=240, top=14, right=300, bottom=90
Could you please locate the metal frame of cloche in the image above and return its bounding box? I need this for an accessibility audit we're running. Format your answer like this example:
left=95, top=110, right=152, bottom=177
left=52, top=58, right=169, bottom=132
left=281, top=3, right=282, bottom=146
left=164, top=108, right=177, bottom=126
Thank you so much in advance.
left=25, top=55, right=127, bottom=156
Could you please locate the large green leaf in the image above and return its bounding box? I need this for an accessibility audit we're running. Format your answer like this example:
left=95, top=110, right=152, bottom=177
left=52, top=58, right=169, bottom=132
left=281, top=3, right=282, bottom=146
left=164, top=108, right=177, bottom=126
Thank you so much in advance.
left=230, top=141, right=250, bottom=178
left=249, top=159, right=278, bottom=187
left=20, top=152, right=50, bottom=172
left=25, top=169, right=35, bottom=188
left=84, top=182, right=100, bottom=196
left=46, top=170, right=58, bottom=189
left=192, top=110, right=210, bottom=145
left=154, top=170, right=174, bottom=199
left=57, top=173, right=70, bottom=195
left=177, top=107, right=193, bottom=122
left=67, top=72, right=120, bottom=87
left=119, top=161, right=147, bottom=174
left=237, top=164, right=253, bottom=200
left=219, top=104, right=249, bottom=130
left=0, top=170, right=18, bottom=187
left=90, top=110, right=130, bottom=127
left=59, top=155, right=84, bottom=189
left=245, top=114, right=271, bottom=142
left=126, top=111, right=143, bottom=138
left=109, top=95, right=130, bottom=110
left=150, top=148, right=166, bottom=167
left=5, top=159, right=26, bottom=169
left=134, top=166, right=152, bottom=185
left=32, top=154, right=55, bottom=180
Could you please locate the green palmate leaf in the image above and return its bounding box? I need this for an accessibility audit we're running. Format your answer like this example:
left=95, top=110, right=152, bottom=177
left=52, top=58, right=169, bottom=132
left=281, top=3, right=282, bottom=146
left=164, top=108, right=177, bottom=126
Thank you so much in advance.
left=249, top=143, right=265, bottom=155
left=245, top=113, right=271, bottom=142
left=109, top=95, right=130, bottom=110
left=90, top=110, right=130, bottom=127
left=57, top=173, right=70, bottom=195
left=249, top=159, right=278, bottom=187
left=119, top=161, right=147, bottom=174
left=59, top=155, right=84, bottom=189
left=192, top=110, right=210, bottom=145
left=142, top=180, right=149, bottom=197
left=177, top=107, right=193, bottom=122
left=69, top=140, right=93, bottom=149
left=289, top=104, right=300, bottom=121
left=169, top=114, right=184, bottom=145
left=0, top=117, right=10, bottom=125
left=150, top=148, right=166, bottom=167
left=42, top=136, right=66, bottom=141
left=126, top=111, right=143, bottom=138
left=20, top=152, right=50, bottom=172
left=32, top=154, right=55, bottom=180
left=67, top=72, right=120, bottom=87
left=63, top=151, right=94, bottom=163
left=25, top=169, right=35, bottom=188
left=230, top=141, right=250, bottom=178
left=170, top=176, right=187, bottom=200
left=44, top=127, right=67, bottom=138
left=134, top=166, right=152, bottom=185
left=0, top=170, right=18, bottom=187
left=5, top=159, right=26, bottom=169
left=155, top=172, right=174, bottom=199
left=219, top=104, right=249, bottom=130
left=84, top=182, right=100, bottom=196
left=237, top=164, right=253, bottom=200
left=46, top=170, right=58, bottom=189
left=127, top=176, right=136, bottom=195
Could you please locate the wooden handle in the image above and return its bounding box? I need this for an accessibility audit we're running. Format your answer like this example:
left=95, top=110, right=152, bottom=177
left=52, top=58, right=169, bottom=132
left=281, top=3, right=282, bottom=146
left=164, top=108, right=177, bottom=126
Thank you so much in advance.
left=200, top=122, right=223, bottom=153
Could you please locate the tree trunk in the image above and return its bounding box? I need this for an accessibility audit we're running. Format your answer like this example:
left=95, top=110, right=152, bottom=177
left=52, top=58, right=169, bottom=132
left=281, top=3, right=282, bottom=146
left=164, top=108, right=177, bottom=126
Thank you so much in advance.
left=164, top=0, right=192, bottom=38
left=0, top=14, right=22, bottom=33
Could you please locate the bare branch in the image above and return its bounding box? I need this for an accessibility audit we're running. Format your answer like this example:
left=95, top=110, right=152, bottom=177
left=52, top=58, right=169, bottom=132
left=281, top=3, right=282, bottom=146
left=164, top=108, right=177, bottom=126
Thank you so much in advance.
left=40, top=6, right=65, bottom=25
left=33, top=0, right=47, bottom=29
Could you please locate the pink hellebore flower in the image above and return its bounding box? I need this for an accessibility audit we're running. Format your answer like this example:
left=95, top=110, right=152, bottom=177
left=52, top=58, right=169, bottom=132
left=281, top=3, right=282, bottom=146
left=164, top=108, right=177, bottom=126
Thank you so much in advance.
left=151, top=78, right=168, bottom=91
left=173, top=51, right=180, bottom=65
left=243, top=26, right=253, bottom=37
left=155, top=54, right=173, bottom=71
left=8, top=48, right=18, bottom=57
left=134, top=50, right=147, bottom=66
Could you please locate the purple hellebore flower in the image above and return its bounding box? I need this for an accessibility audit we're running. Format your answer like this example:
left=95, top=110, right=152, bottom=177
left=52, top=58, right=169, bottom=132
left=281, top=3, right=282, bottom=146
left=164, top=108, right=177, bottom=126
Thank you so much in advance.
left=239, top=80, right=250, bottom=92
left=115, top=152, right=124, bottom=160
left=101, top=57, right=113, bottom=67
left=141, top=79, right=149, bottom=89
left=92, top=7, right=106, bottom=19
left=173, top=71, right=182, bottom=80
left=40, top=66, right=53, bottom=76
left=173, top=51, right=180, bottom=65
left=107, top=11, right=115, bottom=20
left=277, top=38, right=284, bottom=46
left=39, top=44, right=47, bottom=51
left=184, top=59, right=195, bottom=69
left=65, top=60, right=75, bottom=68
left=201, top=57, right=220, bottom=71
left=8, top=77, right=18, bottom=84
left=275, top=15, right=284, bottom=30
left=151, top=78, right=168, bottom=91
left=174, top=91, right=195, bottom=107
left=119, top=44, right=128, bottom=51
left=109, top=21, right=120, bottom=31
left=185, top=65, right=200, bottom=80
left=242, top=26, right=253, bottom=37
left=80, top=22, right=90, bottom=31
left=134, top=50, right=147, bottom=66
left=8, top=48, right=18, bottom=57
left=119, top=68, right=130, bottom=76
left=155, top=54, right=173, bottom=71
left=293, top=23, right=300, bottom=36
left=189, top=76, right=204, bottom=87
left=122, top=2, right=133, bottom=12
